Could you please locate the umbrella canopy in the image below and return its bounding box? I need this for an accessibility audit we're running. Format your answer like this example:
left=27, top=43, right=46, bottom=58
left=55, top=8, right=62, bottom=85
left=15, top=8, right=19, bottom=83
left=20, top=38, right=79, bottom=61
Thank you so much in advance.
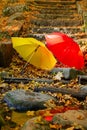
left=11, top=37, right=57, bottom=70
left=45, top=32, right=84, bottom=70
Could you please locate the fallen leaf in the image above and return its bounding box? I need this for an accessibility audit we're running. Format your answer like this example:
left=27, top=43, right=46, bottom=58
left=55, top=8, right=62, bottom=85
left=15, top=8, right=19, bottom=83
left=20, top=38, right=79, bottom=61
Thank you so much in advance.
left=44, top=116, right=53, bottom=122
left=53, top=72, right=63, bottom=80
left=12, top=111, right=29, bottom=125
left=66, top=126, right=74, bottom=130
left=26, top=111, right=35, bottom=117
left=50, top=124, right=62, bottom=129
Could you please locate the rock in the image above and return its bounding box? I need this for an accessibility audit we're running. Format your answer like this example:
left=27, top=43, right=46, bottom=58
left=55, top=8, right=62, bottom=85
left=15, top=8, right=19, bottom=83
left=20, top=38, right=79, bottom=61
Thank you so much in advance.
left=1, top=20, right=24, bottom=37
left=0, top=71, right=10, bottom=79
left=50, top=68, right=84, bottom=80
left=0, top=41, right=13, bottom=67
left=7, top=12, right=25, bottom=23
left=78, top=75, right=87, bottom=85
left=80, top=85, right=87, bottom=91
left=52, top=115, right=71, bottom=127
left=2, top=4, right=29, bottom=16
left=52, top=110, right=87, bottom=129
left=21, top=117, right=50, bottom=130
left=34, top=86, right=87, bottom=101
left=4, top=89, right=55, bottom=111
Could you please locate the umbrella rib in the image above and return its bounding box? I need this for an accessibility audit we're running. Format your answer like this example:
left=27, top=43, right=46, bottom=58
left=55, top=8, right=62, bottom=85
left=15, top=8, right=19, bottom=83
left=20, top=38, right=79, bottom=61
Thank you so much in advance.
left=20, top=45, right=40, bottom=74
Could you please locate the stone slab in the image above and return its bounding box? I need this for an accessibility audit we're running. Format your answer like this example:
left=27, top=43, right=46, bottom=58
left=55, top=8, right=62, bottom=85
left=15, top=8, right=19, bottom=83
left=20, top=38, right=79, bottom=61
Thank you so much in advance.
left=4, top=89, right=55, bottom=111
left=53, top=110, right=87, bottom=129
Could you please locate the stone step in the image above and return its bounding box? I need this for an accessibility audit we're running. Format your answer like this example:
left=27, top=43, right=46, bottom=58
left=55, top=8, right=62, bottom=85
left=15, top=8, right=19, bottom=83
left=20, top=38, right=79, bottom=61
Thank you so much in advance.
left=30, top=8, right=78, bottom=15
left=28, top=0, right=76, bottom=1
left=28, top=1, right=76, bottom=7
left=31, top=18, right=83, bottom=27
left=4, top=89, right=55, bottom=111
left=28, top=33, right=87, bottom=41
left=70, top=32, right=87, bottom=39
left=29, top=26, right=84, bottom=34
left=28, top=0, right=76, bottom=6
left=33, top=13, right=81, bottom=19
left=29, top=4, right=77, bottom=10
left=26, top=0, right=86, bottom=41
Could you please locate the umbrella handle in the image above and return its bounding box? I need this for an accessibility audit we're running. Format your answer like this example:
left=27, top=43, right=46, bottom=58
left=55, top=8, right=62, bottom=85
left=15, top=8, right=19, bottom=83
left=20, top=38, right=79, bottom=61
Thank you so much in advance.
left=20, top=45, right=40, bottom=75
left=20, top=51, right=35, bottom=75
left=20, top=62, right=29, bottom=75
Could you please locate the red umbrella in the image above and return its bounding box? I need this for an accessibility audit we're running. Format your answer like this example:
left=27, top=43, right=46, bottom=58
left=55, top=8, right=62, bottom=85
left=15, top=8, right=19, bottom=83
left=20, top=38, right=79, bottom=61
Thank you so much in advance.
left=45, top=32, right=84, bottom=70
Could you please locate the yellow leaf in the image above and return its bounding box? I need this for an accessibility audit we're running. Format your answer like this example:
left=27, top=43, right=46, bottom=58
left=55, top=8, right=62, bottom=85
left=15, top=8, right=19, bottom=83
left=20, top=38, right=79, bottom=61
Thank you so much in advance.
left=12, top=111, right=29, bottom=125
left=35, top=116, right=42, bottom=123
left=26, top=111, right=35, bottom=116
left=34, top=116, right=44, bottom=124
left=43, top=110, right=53, bottom=117
left=50, top=124, right=62, bottom=129
left=66, top=126, right=74, bottom=130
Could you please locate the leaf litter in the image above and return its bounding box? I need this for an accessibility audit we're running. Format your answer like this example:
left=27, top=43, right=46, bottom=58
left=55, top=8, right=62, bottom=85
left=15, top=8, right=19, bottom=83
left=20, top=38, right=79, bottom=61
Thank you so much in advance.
left=0, top=49, right=87, bottom=130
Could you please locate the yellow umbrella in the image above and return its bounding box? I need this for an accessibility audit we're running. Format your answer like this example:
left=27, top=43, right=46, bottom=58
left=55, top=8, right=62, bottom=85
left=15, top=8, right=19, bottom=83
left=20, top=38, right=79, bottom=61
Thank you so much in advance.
left=11, top=37, right=57, bottom=71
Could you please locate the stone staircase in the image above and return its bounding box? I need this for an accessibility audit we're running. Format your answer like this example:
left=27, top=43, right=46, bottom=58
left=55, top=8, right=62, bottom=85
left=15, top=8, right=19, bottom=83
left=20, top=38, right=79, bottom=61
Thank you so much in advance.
left=25, top=0, right=86, bottom=41
left=0, top=0, right=87, bottom=67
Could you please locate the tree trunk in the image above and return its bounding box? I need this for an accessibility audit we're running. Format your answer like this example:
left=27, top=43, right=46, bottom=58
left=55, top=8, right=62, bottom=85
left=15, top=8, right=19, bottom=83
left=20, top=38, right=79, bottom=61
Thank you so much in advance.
left=0, top=41, right=13, bottom=67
